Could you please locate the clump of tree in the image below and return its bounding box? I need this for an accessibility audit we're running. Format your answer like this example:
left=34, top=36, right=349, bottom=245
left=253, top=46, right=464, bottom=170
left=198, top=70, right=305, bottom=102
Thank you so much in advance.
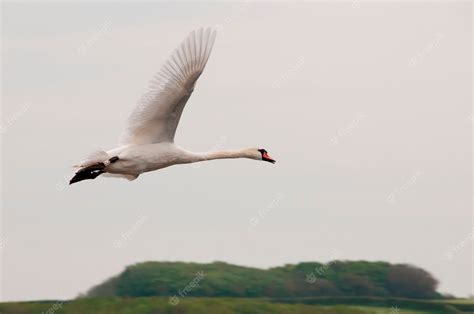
left=386, top=264, right=439, bottom=299
left=83, top=260, right=442, bottom=299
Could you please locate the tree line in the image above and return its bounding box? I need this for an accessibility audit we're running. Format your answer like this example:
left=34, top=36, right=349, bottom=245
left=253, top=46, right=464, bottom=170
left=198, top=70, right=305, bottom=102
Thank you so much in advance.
left=83, top=260, right=440, bottom=299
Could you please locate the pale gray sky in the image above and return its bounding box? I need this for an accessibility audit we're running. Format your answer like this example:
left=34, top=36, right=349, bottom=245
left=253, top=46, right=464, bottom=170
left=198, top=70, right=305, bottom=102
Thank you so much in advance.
left=1, top=1, right=472, bottom=301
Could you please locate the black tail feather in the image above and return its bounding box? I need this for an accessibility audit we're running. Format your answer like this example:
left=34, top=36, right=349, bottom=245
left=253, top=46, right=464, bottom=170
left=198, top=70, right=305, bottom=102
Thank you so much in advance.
left=69, top=156, right=119, bottom=185
left=69, top=163, right=105, bottom=185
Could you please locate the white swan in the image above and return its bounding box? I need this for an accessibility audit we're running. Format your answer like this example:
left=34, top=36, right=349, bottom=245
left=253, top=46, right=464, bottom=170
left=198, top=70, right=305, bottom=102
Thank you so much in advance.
left=70, top=27, right=275, bottom=185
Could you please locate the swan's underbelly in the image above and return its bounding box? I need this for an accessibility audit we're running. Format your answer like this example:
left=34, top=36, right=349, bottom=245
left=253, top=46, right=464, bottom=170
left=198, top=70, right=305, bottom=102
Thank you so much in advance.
left=105, top=144, right=183, bottom=175
left=107, top=158, right=172, bottom=175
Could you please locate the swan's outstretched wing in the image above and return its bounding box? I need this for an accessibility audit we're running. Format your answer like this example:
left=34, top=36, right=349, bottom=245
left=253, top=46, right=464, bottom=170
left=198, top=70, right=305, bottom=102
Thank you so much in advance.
left=120, top=27, right=217, bottom=145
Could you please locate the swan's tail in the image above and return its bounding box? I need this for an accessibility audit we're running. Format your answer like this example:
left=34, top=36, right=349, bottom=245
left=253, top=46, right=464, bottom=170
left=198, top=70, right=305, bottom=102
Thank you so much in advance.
left=70, top=150, right=118, bottom=185
left=69, top=163, right=106, bottom=185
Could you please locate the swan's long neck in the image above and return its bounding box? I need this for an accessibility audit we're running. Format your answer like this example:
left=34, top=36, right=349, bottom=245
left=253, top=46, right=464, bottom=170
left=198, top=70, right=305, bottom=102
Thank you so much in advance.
left=183, top=148, right=256, bottom=164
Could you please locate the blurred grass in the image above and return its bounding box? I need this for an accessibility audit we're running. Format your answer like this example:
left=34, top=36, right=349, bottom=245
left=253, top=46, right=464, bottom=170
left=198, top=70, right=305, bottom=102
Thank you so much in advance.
left=0, top=297, right=467, bottom=314
left=440, top=298, right=474, bottom=304
left=349, top=307, right=430, bottom=314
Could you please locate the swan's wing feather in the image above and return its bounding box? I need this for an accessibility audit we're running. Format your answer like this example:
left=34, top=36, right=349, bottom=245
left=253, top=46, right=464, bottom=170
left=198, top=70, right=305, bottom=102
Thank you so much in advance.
left=73, top=149, right=109, bottom=169
left=120, top=28, right=217, bottom=145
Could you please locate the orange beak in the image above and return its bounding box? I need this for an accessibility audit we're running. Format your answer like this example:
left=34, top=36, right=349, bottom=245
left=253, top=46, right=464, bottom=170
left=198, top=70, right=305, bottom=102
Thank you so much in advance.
left=262, top=152, right=276, bottom=164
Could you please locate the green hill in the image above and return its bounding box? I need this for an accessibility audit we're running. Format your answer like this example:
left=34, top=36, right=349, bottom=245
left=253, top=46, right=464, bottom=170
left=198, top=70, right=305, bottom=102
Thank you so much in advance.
left=83, top=261, right=441, bottom=299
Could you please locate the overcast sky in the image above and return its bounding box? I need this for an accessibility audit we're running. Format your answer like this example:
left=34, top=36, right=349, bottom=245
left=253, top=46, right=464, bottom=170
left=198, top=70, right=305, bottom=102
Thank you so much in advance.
left=1, top=1, right=472, bottom=301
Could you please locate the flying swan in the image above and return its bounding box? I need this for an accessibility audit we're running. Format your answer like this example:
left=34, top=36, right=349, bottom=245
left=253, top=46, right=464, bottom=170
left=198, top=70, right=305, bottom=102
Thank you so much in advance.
left=70, top=27, right=275, bottom=185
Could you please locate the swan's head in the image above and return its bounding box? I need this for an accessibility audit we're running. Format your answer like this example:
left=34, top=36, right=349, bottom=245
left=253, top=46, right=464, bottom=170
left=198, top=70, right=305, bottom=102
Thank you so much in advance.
left=257, top=148, right=276, bottom=164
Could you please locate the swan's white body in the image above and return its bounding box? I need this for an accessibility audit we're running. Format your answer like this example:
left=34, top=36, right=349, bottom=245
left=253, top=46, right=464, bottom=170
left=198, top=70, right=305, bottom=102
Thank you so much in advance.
left=71, top=27, right=274, bottom=184
left=105, top=143, right=186, bottom=179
